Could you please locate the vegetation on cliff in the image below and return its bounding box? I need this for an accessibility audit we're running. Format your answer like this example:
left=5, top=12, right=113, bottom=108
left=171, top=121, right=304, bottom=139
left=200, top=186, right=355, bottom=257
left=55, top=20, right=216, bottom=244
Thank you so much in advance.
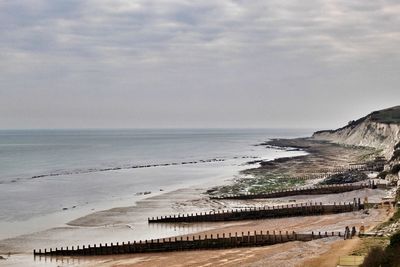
left=361, top=232, right=400, bottom=267
left=358, top=187, right=400, bottom=267
left=368, top=106, right=400, bottom=124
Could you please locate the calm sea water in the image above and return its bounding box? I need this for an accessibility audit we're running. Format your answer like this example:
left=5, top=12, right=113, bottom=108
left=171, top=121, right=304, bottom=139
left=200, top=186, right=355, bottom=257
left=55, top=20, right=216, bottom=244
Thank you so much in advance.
left=0, top=128, right=312, bottom=239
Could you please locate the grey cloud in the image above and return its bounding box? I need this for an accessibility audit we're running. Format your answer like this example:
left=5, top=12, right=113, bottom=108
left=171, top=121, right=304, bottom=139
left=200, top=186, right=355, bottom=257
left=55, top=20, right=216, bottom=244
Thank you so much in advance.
left=0, top=0, right=399, bottom=129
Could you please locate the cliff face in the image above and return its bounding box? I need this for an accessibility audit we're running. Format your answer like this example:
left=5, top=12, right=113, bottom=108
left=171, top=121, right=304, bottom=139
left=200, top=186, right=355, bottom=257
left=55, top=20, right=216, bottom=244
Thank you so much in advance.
left=312, top=106, right=400, bottom=160
left=313, top=106, right=400, bottom=181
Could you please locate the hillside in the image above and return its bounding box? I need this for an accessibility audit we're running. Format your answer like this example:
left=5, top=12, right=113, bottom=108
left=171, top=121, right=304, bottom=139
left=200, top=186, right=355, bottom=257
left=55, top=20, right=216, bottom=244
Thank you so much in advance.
left=368, top=106, right=400, bottom=124
left=312, top=106, right=400, bottom=159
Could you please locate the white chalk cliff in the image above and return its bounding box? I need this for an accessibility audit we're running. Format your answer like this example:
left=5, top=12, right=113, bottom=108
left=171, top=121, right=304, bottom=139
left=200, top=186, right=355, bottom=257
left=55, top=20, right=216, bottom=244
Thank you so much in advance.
left=312, top=106, right=400, bottom=160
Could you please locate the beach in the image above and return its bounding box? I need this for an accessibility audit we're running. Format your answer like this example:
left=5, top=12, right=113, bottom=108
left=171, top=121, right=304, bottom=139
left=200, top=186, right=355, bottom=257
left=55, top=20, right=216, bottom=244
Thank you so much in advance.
left=0, top=132, right=392, bottom=267
left=78, top=138, right=390, bottom=267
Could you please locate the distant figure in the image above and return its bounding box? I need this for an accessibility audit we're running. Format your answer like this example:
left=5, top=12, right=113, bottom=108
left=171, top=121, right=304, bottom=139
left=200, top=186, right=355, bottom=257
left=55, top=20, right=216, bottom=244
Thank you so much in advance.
left=351, top=226, right=357, bottom=237
left=344, top=226, right=350, bottom=240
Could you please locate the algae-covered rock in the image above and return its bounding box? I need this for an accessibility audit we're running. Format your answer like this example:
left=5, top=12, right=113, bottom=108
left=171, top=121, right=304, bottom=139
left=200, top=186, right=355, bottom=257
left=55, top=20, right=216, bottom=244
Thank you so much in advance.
left=321, top=170, right=368, bottom=185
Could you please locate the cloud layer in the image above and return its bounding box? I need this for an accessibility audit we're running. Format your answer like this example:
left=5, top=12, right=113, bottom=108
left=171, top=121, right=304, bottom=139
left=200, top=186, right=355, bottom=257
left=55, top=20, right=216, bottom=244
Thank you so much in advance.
left=1, top=0, right=400, bottom=128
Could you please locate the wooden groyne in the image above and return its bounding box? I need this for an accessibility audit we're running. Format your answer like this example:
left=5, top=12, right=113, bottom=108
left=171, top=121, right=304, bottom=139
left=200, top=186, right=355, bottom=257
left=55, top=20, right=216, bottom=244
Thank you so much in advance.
left=33, top=230, right=349, bottom=256
left=148, top=199, right=363, bottom=223
left=211, top=182, right=374, bottom=200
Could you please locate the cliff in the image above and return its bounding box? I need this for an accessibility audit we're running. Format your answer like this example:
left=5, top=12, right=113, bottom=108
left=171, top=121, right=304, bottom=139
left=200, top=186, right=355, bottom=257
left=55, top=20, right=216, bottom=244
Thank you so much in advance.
left=312, top=106, right=400, bottom=160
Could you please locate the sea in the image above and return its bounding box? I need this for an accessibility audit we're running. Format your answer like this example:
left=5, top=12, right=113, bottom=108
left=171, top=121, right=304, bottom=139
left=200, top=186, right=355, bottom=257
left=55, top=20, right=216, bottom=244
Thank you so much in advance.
left=0, top=128, right=312, bottom=241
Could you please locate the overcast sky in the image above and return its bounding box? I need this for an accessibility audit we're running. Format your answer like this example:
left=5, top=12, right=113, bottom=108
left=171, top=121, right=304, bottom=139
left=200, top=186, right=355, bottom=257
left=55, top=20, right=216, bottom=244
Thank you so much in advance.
left=0, top=0, right=399, bottom=129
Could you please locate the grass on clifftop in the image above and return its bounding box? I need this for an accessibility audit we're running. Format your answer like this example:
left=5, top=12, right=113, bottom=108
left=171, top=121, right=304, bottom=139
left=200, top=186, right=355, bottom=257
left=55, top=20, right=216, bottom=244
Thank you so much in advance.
left=369, top=106, right=400, bottom=124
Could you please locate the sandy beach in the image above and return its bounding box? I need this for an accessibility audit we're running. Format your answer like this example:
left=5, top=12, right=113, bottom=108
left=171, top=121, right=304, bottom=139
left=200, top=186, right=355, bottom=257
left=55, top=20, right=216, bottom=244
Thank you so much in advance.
left=74, top=188, right=389, bottom=267
left=0, top=137, right=392, bottom=267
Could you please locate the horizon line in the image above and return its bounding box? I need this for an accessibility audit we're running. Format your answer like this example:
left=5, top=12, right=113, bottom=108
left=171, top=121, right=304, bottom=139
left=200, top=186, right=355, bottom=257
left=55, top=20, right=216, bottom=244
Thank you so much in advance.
left=0, top=127, right=320, bottom=131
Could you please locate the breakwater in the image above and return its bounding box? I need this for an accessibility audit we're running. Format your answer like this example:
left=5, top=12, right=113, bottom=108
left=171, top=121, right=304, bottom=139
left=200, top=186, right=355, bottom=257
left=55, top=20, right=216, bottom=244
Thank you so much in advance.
left=148, top=199, right=362, bottom=223
left=211, top=182, right=374, bottom=200
left=34, top=230, right=349, bottom=256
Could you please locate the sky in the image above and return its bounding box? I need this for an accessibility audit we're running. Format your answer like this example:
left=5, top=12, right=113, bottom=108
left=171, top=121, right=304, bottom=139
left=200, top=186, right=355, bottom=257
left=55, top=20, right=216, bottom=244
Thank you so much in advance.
left=0, top=0, right=399, bottom=130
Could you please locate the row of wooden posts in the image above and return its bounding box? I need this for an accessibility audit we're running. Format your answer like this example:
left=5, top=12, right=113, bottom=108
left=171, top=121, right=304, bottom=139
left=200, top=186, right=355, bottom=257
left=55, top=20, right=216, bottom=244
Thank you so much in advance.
left=148, top=199, right=363, bottom=223
left=211, top=182, right=375, bottom=200
left=34, top=229, right=354, bottom=256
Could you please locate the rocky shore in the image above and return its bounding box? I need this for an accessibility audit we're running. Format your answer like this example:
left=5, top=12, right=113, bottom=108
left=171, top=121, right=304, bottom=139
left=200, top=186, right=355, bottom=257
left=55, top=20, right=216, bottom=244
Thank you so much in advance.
left=209, top=137, right=380, bottom=197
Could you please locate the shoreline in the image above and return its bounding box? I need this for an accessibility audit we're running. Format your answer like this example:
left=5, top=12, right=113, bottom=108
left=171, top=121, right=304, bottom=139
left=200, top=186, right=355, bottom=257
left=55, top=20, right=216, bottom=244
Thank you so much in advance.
left=0, top=135, right=308, bottom=241
left=0, top=141, right=306, bottom=259
left=1, top=128, right=313, bottom=241
left=0, top=137, right=391, bottom=266
left=79, top=137, right=391, bottom=267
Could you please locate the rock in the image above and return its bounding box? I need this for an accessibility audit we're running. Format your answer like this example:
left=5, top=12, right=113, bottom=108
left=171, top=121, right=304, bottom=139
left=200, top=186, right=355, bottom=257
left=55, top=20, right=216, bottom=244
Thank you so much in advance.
left=320, top=170, right=368, bottom=185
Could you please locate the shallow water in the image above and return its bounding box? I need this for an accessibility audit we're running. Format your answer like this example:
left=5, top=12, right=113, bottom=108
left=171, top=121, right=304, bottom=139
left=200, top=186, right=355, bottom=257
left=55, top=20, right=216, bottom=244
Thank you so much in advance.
left=0, top=128, right=312, bottom=241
